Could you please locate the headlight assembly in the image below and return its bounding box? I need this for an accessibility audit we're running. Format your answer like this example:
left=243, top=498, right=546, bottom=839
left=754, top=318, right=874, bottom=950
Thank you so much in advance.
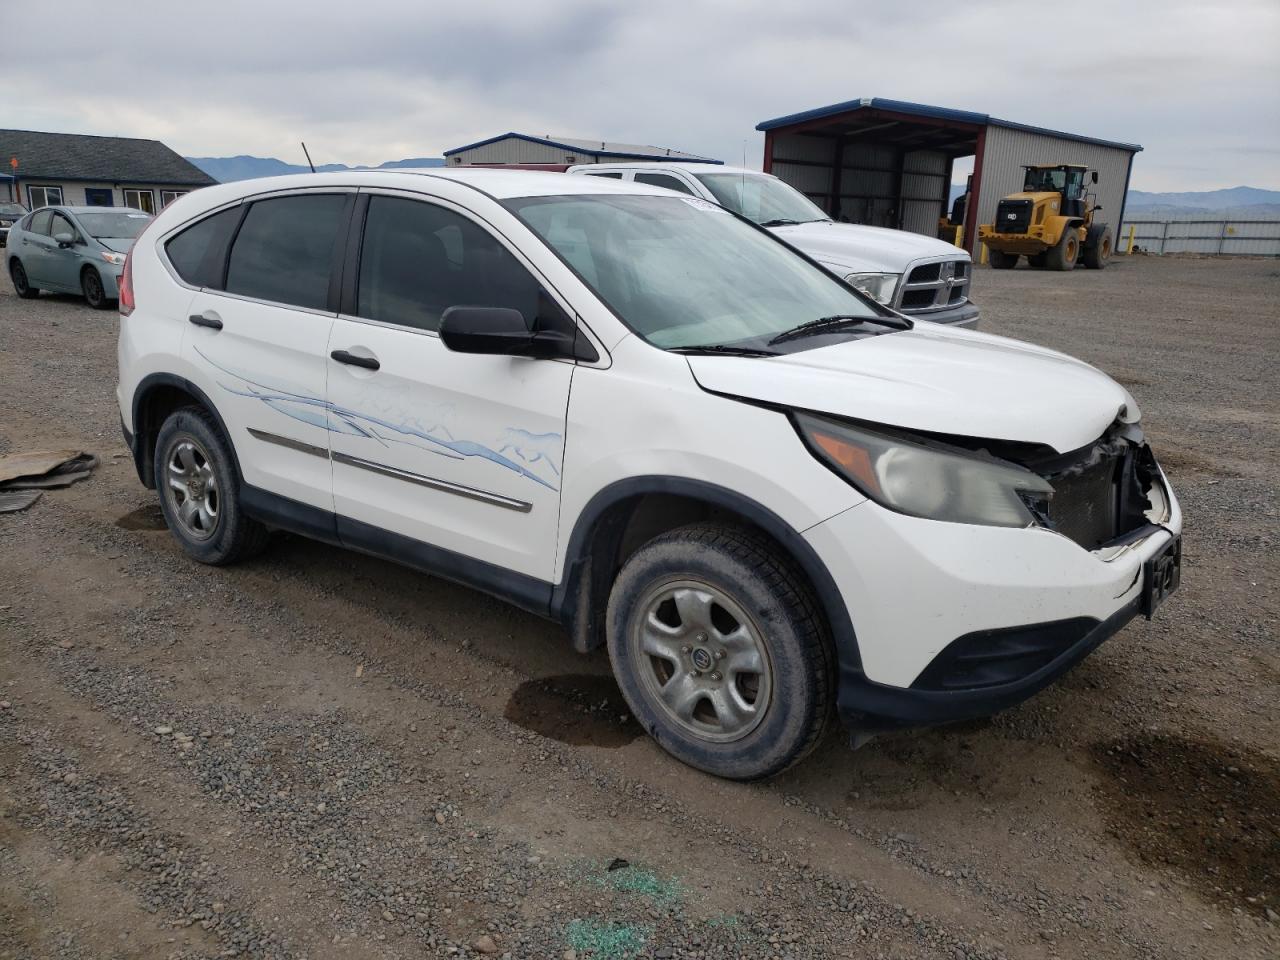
left=843, top=271, right=899, bottom=305
left=100, top=250, right=128, bottom=265
left=796, top=413, right=1053, bottom=528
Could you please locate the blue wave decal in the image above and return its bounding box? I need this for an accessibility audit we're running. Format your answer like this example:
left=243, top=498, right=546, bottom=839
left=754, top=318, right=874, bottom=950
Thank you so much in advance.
left=197, top=347, right=562, bottom=490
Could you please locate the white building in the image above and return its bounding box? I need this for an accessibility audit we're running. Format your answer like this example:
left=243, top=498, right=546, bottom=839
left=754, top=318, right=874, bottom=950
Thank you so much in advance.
left=444, top=132, right=720, bottom=167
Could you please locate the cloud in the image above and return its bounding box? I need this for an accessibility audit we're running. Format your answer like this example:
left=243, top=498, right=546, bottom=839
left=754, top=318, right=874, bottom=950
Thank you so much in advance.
left=6, top=0, right=1278, bottom=190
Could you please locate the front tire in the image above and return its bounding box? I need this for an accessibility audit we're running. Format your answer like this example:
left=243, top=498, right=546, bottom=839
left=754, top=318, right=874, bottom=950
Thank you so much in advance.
left=988, top=248, right=1018, bottom=270
left=81, top=267, right=111, bottom=309
left=1045, top=228, right=1080, bottom=271
left=154, top=407, right=270, bottom=565
left=606, top=524, right=832, bottom=780
left=10, top=259, right=39, bottom=298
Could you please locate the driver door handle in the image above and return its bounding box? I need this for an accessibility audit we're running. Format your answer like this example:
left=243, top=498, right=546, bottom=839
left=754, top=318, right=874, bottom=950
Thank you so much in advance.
left=330, top=349, right=380, bottom=371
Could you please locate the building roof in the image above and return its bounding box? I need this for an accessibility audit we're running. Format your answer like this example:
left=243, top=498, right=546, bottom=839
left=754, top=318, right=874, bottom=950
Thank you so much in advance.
left=0, top=129, right=217, bottom=185
left=755, top=98, right=1143, bottom=153
left=444, top=132, right=721, bottom=163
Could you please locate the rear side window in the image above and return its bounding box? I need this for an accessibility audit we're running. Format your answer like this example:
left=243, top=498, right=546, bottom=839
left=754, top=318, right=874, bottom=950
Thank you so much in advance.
left=166, top=207, right=242, bottom=288
left=356, top=195, right=571, bottom=335
left=226, top=194, right=347, bottom=310
left=634, top=173, right=694, bottom=195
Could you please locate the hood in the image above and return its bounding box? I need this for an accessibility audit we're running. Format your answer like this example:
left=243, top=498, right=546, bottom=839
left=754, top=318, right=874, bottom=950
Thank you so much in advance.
left=686, top=325, right=1136, bottom=453
left=96, top=237, right=136, bottom=253
left=770, top=221, right=967, bottom=275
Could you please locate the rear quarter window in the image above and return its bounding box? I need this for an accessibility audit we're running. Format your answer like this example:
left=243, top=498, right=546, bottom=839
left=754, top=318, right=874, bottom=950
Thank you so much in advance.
left=165, top=207, right=242, bottom=288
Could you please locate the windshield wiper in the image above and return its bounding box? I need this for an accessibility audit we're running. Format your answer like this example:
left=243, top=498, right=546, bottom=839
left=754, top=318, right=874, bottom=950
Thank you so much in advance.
left=758, top=218, right=802, bottom=227
left=768, top=313, right=909, bottom=346
left=672, top=344, right=778, bottom=357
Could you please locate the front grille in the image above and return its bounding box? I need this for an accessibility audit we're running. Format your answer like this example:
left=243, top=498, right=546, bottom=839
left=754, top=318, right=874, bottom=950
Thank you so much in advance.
left=896, top=259, right=970, bottom=313
left=996, top=198, right=1033, bottom=234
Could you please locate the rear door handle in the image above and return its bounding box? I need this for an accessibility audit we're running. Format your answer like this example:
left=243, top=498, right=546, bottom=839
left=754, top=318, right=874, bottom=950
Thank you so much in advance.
left=188, top=312, right=223, bottom=331
left=330, top=349, right=380, bottom=371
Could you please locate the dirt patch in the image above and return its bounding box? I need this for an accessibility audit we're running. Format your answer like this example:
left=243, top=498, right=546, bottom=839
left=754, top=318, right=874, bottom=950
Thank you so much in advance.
left=504, top=674, right=639, bottom=748
left=1091, top=733, right=1279, bottom=915
left=1151, top=442, right=1241, bottom=478
left=114, top=504, right=166, bottom=530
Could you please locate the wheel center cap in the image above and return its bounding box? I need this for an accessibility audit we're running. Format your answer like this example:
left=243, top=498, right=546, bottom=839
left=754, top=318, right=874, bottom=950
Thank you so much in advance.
left=690, top=647, right=714, bottom=672
left=188, top=478, right=205, bottom=498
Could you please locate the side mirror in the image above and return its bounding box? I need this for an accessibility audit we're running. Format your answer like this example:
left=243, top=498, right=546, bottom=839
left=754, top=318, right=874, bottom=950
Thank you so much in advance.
left=439, top=306, right=594, bottom=361
left=53, top=232, right=75, bottom=247
left=1091, top=171, right=1099, bottom=184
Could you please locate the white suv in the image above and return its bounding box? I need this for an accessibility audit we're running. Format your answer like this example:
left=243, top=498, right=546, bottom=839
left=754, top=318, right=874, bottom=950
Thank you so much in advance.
left=569, top=162, right=979, bottom=328
left=117, top=170, right=1182, bottom=779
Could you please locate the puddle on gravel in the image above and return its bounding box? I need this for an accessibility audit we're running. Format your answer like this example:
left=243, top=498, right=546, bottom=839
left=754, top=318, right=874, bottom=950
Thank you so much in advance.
left=115, top=504, right=167, bottom=531
left=504, top=674, right=639, bottom=748
left=1090, top=732, right=1279, bottom=915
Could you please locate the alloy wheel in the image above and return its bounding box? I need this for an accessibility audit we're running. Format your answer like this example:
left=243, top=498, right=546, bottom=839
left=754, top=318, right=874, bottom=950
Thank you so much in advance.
left=628, top=579, right=773, bottom=743
left=162, top=437, right=220, bottom=540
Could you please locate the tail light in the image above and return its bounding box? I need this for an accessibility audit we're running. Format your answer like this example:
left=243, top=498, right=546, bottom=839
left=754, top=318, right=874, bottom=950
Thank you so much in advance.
left=118, top=213, right=160, bottom=317
left=119, top=250, right=136, bottom=316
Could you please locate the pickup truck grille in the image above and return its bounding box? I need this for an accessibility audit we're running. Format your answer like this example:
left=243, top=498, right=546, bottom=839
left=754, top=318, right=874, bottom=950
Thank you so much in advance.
left=995, top=199, right=1033, bottom=234
left=897, top=259, right=970, bottom=312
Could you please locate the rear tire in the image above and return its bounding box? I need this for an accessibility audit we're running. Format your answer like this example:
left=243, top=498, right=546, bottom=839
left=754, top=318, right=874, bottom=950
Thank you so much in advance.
left=1027, top=252, right=1048, bottom=269
left=606, top=523, right=832, bottom=780
left=154, top=407, right=270, bottom=566
left=988, top=248, right=1018, bottom=270
left=1083, top=225, right=1113, bottom=269
left=10, top=259, right=38, bottom=298
left=81, top=267, right=111, bottom=309
left=1045, top=228, right=1080, bottom=271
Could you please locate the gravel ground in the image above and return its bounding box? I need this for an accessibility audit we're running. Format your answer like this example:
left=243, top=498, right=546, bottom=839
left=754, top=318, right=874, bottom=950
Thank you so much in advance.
left=0, top=254, right=1277, bottom=960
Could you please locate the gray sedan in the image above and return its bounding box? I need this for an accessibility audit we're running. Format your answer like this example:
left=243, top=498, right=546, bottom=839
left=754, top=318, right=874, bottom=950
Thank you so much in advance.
left=7, top=206, right=152, bottom=308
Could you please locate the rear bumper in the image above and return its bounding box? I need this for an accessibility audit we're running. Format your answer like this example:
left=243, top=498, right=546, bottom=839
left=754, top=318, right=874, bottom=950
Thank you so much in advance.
left=901, top=300, right=979, bottom=329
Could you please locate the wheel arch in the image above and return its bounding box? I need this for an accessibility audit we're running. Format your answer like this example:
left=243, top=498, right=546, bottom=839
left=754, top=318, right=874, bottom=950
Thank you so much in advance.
left=551, top=476, right=861, bottom=673
left=130, top=374, right=241, bottom=490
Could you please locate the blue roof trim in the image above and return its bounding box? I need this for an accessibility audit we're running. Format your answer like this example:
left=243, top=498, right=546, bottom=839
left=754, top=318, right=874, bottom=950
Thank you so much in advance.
left=443, top=131, right=721, bottom=163
left=755, top=98, right=1142, bottom=153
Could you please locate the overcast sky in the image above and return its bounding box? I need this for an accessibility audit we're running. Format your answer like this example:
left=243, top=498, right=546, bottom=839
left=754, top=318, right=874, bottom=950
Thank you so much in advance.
left=7, top=0, right=1278, bottom=191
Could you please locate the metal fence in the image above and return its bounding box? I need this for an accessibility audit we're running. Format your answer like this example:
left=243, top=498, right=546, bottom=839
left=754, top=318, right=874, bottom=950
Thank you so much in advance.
left=1116, top=219, right=1280, bottom=256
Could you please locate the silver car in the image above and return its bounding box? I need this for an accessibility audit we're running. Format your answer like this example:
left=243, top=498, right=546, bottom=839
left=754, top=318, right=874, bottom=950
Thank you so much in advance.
left=7, top=206, right=153, bottom=309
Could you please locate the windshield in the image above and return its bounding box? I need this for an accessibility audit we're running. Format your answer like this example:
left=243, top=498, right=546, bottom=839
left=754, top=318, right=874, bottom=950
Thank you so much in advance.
left=0, top=203, right=25, bottom=217
left=1023, top=167, right=1067, bottom=192
left=693, top=172, right=829, bottom=226
left=75, top=211, right=153, bottom=239
left=505, top=194, right=880, bottom=350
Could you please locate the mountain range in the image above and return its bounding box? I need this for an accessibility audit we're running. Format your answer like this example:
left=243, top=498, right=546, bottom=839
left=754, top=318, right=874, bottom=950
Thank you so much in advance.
left=187, top=155, right=445, bottom=182
left=944, top=183, right=1280, bottom=219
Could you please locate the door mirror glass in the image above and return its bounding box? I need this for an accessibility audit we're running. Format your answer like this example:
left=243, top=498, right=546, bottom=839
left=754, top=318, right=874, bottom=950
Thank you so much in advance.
left=1091, top=171, right=1099, bottom=184
left=439, top=306, right=586, bottom=360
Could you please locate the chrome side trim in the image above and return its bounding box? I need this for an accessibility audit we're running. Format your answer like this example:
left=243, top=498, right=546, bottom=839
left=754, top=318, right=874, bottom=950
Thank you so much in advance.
left=247, top=428, right=533, bottom=512
left=247, top=428, right=329, bottom=460
left=332, top=452, right=532, bottom=513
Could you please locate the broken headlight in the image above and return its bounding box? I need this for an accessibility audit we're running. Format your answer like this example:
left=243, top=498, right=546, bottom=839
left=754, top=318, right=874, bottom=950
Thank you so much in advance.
left=796, top=413, right=1053, bottom=527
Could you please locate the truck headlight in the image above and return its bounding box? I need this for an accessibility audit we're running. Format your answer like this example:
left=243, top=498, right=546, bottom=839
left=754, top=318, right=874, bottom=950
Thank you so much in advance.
left=843, top=272, right=899, bottom=305
left=796, top=413, right=1053, bottom=527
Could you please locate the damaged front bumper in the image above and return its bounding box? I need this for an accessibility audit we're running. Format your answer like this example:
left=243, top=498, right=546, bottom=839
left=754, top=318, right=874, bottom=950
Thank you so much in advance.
left=804, top=433, right=1182, bottom=734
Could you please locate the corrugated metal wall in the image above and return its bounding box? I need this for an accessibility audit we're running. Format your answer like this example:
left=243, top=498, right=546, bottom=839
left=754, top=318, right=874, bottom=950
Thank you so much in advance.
left=977, top=126, right=1135, bottom=240
left=1116, top=218, right=1280, bottom=255
left=449, top=139, right=582, bottom=165
left=769, top=135, right=949, bottom=231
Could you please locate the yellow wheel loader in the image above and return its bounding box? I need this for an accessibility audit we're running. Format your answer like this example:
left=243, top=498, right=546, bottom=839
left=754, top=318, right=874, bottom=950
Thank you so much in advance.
left=979, top=164, right=1113, bottom=271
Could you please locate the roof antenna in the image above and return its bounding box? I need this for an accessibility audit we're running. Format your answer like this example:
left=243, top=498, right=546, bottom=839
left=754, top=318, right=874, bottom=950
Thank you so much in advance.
left=300, top=141, right=316, bottom=173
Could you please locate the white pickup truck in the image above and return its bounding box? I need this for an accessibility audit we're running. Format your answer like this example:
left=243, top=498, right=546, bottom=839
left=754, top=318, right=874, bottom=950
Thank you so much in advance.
left=568, top=162, right=978, bottom=328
